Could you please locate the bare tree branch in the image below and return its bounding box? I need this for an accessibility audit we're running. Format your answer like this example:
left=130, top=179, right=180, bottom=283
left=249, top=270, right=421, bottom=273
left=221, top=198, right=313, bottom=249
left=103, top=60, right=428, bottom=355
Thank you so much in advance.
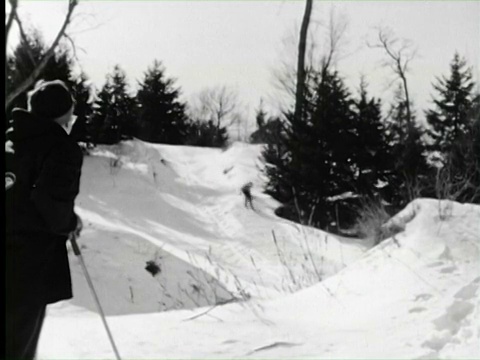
left=322, top=6, right=348, bottom=73
left=6, top=0, right=18, bottom=49
left=5, top=0, right=78, bottom=111
left=369, top=26, right=417, bottom=126
left=5, top=0, right=18, bottom=93
left=64, top=33, right=79, bottom=61
left=13, top=13, right=37, bottom=68
left=274, top=6, right=349, bottom=112
left=189, top=85, right=239, bottom=132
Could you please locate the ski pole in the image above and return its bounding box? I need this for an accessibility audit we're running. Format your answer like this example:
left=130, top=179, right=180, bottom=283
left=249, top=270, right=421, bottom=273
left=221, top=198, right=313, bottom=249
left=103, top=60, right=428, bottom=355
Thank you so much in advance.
left=70, top=234, right=121, bottom=360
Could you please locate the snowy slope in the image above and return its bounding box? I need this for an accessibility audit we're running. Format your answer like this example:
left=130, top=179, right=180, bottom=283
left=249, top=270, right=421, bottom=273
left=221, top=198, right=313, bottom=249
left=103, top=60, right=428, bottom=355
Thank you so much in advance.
left=45, top=140, right=367, bottom=315
left=36, top=140, right=480, bottom=359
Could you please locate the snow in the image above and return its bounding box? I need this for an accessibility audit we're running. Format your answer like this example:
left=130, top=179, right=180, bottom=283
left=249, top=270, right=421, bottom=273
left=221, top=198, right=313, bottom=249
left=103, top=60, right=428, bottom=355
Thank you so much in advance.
left=36, top=139, right=480, bottom=359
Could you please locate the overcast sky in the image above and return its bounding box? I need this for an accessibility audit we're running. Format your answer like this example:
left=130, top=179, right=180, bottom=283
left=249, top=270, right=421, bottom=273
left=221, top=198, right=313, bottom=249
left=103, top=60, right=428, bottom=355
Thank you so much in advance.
left=8, top=1, right=480, bottom=125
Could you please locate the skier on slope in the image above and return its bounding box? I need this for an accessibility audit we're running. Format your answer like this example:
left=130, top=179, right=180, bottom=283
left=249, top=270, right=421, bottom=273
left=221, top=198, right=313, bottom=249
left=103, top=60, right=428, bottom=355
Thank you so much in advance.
left=241, top=181, right=255, bottom=210
left=6, top=80, right=84, bottom=360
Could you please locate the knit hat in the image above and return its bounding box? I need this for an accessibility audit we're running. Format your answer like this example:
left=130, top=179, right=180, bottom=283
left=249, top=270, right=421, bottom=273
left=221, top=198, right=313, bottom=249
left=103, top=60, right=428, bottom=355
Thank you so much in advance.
left=28, top=80, right=74, bottom=120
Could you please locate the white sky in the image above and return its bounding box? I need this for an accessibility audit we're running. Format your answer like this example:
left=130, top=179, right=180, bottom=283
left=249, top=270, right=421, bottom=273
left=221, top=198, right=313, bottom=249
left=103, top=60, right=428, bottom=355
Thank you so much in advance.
left=7, top=1, right=480, bottom=123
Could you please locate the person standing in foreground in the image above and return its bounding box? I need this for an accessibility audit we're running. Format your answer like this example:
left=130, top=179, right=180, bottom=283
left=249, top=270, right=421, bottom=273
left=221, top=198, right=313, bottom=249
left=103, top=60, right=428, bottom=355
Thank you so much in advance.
left=6, top=80, right=83, bottom=359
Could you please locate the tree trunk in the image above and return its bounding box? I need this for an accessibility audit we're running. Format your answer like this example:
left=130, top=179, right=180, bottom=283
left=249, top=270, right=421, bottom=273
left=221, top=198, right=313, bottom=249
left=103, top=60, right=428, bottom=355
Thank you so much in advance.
left=294, top=0, right=313, bottom=122
left=5, top=0, right=18, bottom=103
left=400, top=72, right=411, bottom=125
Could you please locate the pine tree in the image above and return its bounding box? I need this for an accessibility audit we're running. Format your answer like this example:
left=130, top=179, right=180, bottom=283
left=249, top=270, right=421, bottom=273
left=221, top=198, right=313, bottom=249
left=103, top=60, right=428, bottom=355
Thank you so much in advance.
left=385, top=85, right=428, bottom=206
left=90, top=80, right=113, bottom=144
left=70, top=72, right=94, bottom=144
left=185, top=119, right=229, bottom=147
left=250, top=102, right=284, bottom=145
left=110, top=65, right=137, bottom=140
left=352, top=79, right=392, bottom=199
left=435, top=94, right=480, bottom=203
left=424, top=54, right=478, bottom=203
left=263, top=69, right=358, bottom=228
left=469, top=94, right=480, bottom=167
left=426, top=52, right=475, bottom=156
left=468, top=94, right=480, bottom=202
left=250, top=104, right=268, bottom=144
left=90, top=65, right=137, bottom=144
left=136, top=60, right=188, bottom=144
left=261, top=118, right=289, bottom=202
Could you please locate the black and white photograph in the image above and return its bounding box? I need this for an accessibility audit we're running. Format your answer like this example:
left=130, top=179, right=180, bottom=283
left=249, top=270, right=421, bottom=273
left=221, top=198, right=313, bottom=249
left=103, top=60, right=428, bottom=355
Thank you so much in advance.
left=5, top=0, right=480, bottom=359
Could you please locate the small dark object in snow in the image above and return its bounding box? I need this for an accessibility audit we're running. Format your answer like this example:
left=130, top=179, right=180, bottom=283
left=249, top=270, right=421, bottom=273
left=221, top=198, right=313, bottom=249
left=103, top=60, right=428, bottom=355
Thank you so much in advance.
left=145, top=260, right=161, bottom=277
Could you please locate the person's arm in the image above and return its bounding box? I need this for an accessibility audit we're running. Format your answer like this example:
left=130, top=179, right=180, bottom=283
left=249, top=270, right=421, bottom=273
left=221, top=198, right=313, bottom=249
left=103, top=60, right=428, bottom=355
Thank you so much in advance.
left=31, top=144, right=82, bottom=236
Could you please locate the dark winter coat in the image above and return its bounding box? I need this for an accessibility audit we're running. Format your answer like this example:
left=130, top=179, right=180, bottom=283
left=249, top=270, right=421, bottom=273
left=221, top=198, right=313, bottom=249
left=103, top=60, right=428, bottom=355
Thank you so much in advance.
left=6, top=108, right=83, bottom=307
left=241, top=183, right=253, bottom=197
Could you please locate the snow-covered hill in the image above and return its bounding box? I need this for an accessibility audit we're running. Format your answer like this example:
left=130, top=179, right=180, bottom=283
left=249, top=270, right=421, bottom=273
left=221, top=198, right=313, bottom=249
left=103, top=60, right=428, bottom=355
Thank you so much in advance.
left=37, top=140, right=480, bottom=359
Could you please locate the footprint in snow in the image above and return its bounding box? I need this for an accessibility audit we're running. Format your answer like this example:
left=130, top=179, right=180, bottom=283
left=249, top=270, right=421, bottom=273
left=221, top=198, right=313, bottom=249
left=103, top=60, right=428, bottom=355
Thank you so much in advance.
left=432, top=300, right=475, bottom=334
left=414, top=293, right=433, bottom=302
left=222, top=339, right=238, bottom=345
left=409, top=306, right=427, bottom=313
left=439, top=265, right=458, bottom=274
left=454, top=278, right=480, bottom=300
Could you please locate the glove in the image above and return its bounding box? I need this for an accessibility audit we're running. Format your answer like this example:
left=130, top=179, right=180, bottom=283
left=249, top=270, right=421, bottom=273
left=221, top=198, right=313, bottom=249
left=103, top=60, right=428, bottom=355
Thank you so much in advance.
left=70, top=214, right=83, bottom=239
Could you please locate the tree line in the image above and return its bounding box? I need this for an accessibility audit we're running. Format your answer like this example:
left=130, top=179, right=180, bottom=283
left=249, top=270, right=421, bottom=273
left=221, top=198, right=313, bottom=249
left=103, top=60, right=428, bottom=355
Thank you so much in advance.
left=6, top=7, right=479, bottom=235
left=253, top=51, right=479, bottom=231
left=6, top=29, right=231, bottom=148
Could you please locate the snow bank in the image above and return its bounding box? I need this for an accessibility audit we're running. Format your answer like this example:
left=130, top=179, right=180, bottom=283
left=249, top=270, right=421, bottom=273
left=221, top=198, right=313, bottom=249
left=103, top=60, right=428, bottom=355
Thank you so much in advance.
left=37, top=140, right=479, bottom=359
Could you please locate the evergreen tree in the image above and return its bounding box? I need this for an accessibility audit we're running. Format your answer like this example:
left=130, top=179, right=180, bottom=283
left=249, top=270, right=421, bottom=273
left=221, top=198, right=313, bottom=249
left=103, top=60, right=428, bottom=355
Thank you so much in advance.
left=385, top=85, right=428, bottom=206
left=263, top=69, right=358, bottom=228
left=424, top=54, right=478, bottom=203
left=469, top=94, right=480, bottom=167
left=110, top=65, right=137, bottom=140
left=250, top=104, right=267, bottom=144
left=70, top=72, right=94, bottom=144
left=90, top=65, right=137, bottom=144
left=426, top=52, right=475, bottom=157
left=90, top=81, right=113, bottom=144
left=136, top=60, right=188, bottom=144
left=250, top=102, right=284, bottom=145
left=185, top=119, right=229, bottom=147
left=468, top=94, right=480, bottom=202
left=352, top=79, right=392, bottom=199
left=434, top=93, right=480, bottom=203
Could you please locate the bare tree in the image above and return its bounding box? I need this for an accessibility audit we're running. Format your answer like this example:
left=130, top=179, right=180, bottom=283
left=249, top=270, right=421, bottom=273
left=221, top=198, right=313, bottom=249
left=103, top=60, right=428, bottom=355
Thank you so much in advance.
left=5, top=0, right=19, bottom=99
left=319, top=6, right=348, bottom=75
left=294, top=0, right=313, bottom=121
left=5, top=0, right=79, bottom=111
left=5, top=1, right=18, bottom=59
left=273, top=6, right=348, bottom=111
left=189, top=85, right=240, bottom=132
left=368, top=26, right=417, bottom=125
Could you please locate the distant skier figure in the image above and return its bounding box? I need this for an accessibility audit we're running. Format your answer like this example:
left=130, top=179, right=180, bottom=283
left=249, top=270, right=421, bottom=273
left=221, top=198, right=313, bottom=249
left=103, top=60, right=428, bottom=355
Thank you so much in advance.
left=241, top=182, right=255, bottom=210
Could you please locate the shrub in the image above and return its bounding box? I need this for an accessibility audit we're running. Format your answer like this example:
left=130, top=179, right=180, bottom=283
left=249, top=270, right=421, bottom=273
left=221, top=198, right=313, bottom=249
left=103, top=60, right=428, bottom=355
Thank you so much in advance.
left=353, top=199, right=400, bottom=245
